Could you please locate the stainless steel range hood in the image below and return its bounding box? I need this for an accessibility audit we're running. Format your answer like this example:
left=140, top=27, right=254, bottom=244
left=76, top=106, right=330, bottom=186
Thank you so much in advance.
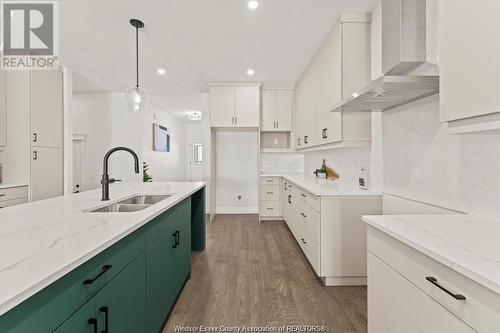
left=331, top=0, right=439, bottom=112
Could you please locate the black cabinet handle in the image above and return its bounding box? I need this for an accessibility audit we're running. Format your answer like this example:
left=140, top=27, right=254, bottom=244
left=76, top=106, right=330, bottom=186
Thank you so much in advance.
left=83, top=265, right=112, bottom=285
left=33, top=133, right=37, bottom=142
left=88, top=318, right=98, bottom=333
left=288, top=195, right=291, bottom=204
left=172, top=232, right=178, bottom=248
left=33, top=151, right=38, bottom=160
left=100, top=307, right=109, bottom=333
left=304, top=136, right=308, bottom=144
left=426, top=276, right=466, bottom=300
left=301, top=193, right=306, bottom=198
left=176, top=231, right=180, bottom=246
left=301, top=213, right=306, bottom=218
left=322, top=128, right=328, bottom=139
left=297, top=138, right=301, bottom=146
left=301, top=238, right=307, bottom=244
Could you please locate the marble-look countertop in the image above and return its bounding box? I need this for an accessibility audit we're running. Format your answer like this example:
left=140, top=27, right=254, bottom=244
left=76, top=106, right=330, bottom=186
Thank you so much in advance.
left=0, top=182, right=205, bottom=316
left=363, top=214, right=500, bottom=295
left=260, top=173, right=381, bottom=196
left=0, top=183, right=28, bottom=190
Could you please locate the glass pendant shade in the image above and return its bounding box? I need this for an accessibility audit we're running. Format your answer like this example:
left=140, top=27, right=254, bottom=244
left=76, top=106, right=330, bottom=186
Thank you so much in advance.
left=125, top=86, right=149, bottom=113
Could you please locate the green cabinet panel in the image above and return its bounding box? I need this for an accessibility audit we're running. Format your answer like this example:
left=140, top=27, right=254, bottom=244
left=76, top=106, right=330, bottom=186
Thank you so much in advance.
left=95, top=252, right=146, bottom=333
left=0, top=227, right=145, bottom=333
left=52, top=299, right=96, bottom=333
left=191, top=187, right=206, bottom=251
left=146, top=197, right=192, bottom=333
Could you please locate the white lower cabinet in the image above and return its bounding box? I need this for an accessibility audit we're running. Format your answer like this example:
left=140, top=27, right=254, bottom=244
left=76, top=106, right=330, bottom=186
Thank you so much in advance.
left=263, top=176, right=382, bottom=285
left=368, top=226, right=500, bottom=333
left=0, top=186, right=28, bottom=209
left=259, top=177, right=282, bottom=220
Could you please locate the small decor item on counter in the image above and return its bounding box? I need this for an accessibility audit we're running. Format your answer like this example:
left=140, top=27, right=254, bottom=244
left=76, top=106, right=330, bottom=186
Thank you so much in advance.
left=358, top=166, right=368, bottom=190
left=316, top=159, right=340, bottom=180
left=143, top=162, right=153, bottom=182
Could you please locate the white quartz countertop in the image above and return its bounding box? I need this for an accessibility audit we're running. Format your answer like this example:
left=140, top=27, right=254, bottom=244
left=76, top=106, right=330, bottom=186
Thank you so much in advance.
left=260, top=173, right=381, bottom=196
left=363, top=214, right=500, bottom=295
left=0, top=181, right=205, bottom=316
left=0, top=183, right=28, bottom=190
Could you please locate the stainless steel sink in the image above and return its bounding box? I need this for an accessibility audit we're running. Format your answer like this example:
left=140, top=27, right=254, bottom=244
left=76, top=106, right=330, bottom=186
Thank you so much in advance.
left=88, top=194, right=171, bottom=213
left=117, top=194, right=171, bottom=205
left=90, top=203, right=151, bottom=213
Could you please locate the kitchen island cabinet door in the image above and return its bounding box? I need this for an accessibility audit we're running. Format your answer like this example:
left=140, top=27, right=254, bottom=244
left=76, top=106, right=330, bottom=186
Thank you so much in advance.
left=52, top=299, right=96, bottom=333
left=95, top=253, right=146, bottom=333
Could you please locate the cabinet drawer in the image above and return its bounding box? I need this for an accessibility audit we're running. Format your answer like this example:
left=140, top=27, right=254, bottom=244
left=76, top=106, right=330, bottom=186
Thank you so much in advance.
left=368, top=227, right=500, bottom=333
left=0, top=197, right=28, bottom=208
left=0, top=227, right=146, bottom=333
left=296, top=202, right=320, bottom=274
left=260, top=177, right=279, bottom=185
left=0, top=186, right=28, bottom=202
left=260, top=184, right=279, bottom=201
left=368, top=252, right=475, bottom=333
left=288, top=183, right=319, bottom=211
left=260, top=200, right=280, bottom=217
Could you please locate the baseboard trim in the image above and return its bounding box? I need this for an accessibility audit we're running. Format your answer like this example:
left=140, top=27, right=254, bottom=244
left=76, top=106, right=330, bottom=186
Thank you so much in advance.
left=322, top=276, right=367, bottom=286
left=216, top=207, right=258, bottom=214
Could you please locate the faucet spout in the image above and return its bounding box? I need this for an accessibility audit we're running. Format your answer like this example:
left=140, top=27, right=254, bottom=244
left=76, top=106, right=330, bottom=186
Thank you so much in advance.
left=101, top=147, right=140, bottom=201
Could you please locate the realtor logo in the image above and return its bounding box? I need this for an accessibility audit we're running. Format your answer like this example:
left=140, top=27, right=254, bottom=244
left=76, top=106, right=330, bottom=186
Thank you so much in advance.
left=1, top=1, right=59, bottom=69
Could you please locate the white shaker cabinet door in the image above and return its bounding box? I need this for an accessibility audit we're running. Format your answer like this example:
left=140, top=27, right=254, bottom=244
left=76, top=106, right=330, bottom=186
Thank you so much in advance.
left=209, top=86, right=235, bottom=127
left=440, top=0, right=500, bottom=121
left=31, top=70, right=63, bottom=148
left=261, top=90, right=276, bottom=131
left=275, top=90, right=293, bottom=131
left=235, top=86, right=260, bottom=127
left=31, top=147, right=63, bottom=201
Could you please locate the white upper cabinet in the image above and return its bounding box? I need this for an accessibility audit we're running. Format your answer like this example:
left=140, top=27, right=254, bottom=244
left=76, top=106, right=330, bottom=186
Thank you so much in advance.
left=0, top=68, right=6, bottom=148
left=31, top=70, right=63, bottom=148
left=209, top=84, right=260, bottom=128
left=440, top=0, right=500, bottom=122
left=295, top=13, right=371, bottom=150
left=261, top=89, right=293, bottom=131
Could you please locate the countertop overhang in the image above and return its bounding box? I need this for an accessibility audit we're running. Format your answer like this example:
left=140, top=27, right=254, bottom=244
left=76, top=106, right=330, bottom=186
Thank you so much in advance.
left=363, top=214, right=500, bottom=295
left=0, top=182, right=205, bottom=316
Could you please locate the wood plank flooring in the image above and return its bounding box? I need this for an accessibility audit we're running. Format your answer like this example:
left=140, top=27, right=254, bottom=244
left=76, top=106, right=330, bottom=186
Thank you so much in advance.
left=164, top=214, right=367, bottom=333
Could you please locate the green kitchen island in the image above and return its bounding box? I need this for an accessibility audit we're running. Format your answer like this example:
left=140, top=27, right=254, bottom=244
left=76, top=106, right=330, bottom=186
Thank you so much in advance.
left=0, top=182, right=206, bottom=333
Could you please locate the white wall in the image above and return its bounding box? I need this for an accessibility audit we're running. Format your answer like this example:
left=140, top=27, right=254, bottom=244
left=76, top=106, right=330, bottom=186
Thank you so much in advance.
left=72, top=92, right=186, bottom=191
left=215, top=129, right=258, bottom=214
left=383, top=95, right=500, bottom=219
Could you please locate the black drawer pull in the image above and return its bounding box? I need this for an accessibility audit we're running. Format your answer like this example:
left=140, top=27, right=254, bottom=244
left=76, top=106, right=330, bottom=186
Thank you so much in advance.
left=301, top=213, right=306, bottom=218
left=172, top=232, right=178, bottom=248
left=288, top=195, right=291, bottom=204
left=301, top=194, right=306, bottom=198
left=100, top=307, right=109, bottom=333
left=83, top=265, right=112, bottom=285
left=88, top=318, right=98, bottom=333
left=266, top=192, right=274, bottom=194
left=301, top=238, right=307, bottom=244
left=176, top=230, right=180, bottom=246
left=426, top=276, right=466, bottom=300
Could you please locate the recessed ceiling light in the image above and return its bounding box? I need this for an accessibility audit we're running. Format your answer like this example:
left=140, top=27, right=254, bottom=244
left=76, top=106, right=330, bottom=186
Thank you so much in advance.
left=248, top=1, right=259, bottom=10
left=157, top=68, right=166, bottom=75
left=246, top=68, right=255, bottom=76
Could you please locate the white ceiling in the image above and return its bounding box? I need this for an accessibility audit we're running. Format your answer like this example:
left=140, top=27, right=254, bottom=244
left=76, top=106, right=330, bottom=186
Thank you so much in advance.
left=62, top=0, right=379, bottom=119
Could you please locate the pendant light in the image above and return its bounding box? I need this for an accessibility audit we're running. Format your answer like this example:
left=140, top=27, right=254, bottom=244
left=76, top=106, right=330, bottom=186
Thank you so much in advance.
left=125, top=19, right=148, bottom=113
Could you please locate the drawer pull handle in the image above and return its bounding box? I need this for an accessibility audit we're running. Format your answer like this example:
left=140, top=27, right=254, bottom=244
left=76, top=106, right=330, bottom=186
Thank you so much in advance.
left=301, top=238, right=307, bottom=244
left=266, top=180, right=273, bottom=183
left=176, top=230, right=180, bottom=246
left=266, top=192, right=273, bottom=194
left=0, top=194, right=5, bottom=197
left=83, top=265, right=112, bottom=285
left=301, top=194, right=306, bottom=198
left=301, top=213, right=306, bottom=218
left=266, top=208, right=273, bottom=210
left=100, top=307, right=109, bottom=333
left=426, top=276, right=466, bottom=300
left=88, top=318, right=98, bottom=333
left=172, top=231, right=180, bottom=248
left=288, top=195, right=292, bottom=204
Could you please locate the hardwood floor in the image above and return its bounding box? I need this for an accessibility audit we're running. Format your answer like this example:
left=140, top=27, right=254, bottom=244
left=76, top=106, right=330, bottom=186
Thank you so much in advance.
left=164, top=214, right=367, bottom=333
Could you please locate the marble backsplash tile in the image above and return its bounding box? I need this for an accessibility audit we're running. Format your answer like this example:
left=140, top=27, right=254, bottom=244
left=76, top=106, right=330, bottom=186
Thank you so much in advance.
left=383, top=95, right=500, bottom=219
left=260, top=153, right=305, bottom=174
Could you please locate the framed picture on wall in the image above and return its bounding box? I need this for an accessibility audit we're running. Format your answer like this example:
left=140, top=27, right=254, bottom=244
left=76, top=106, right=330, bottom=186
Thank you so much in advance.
left=153, top=124, right=170, bottom=152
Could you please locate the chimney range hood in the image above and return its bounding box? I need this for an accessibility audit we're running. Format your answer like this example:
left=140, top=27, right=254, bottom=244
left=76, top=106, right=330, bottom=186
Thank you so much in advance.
left=331, top=0, right=439, bottom=113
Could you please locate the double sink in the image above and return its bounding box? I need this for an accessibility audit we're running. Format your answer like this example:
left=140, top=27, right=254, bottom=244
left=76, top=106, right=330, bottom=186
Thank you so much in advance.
left=89, top=194, right=171, bottom=213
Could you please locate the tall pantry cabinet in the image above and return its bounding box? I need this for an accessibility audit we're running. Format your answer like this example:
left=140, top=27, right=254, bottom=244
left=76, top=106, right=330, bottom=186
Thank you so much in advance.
left=30, top=70, right=64, bottom=201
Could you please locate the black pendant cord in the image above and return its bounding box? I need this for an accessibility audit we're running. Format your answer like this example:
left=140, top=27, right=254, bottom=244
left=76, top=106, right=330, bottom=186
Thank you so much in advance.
left=135, top=25, right=139, bottom=88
